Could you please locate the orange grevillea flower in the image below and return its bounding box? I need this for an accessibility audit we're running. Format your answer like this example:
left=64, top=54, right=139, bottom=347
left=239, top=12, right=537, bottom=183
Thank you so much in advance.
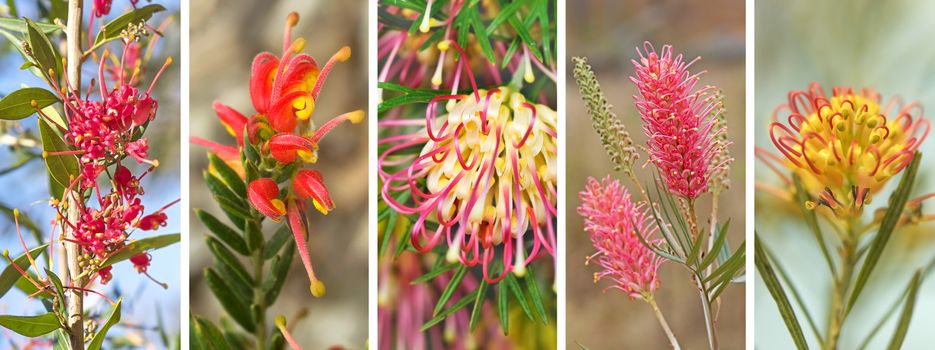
left=293, top=169, right=334, bottom=215
left=763, top=83, right=930, bottom=213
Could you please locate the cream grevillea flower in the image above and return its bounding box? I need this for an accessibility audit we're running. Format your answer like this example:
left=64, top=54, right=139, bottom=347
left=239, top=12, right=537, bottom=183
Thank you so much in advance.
left=380, top=86, right=557, bottom=283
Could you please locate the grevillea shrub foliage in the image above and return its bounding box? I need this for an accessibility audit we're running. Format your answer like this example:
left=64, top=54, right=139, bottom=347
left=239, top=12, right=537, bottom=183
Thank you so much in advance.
left=572, top=43, right=745, bottom=350
left=378, top=0, right=557, bottom=348
left=0, top=0, right=178, bottom=349
left=756, top=83, right=932, bottom=349
left=189, top=11, right=364, bottom=349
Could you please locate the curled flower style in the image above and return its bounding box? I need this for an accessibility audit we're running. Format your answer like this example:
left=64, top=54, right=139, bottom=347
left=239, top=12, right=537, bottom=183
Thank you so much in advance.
left=380, top=48, right=558, bottom=282
left=578, top=176, right=662, bottom=299
left=630, top=42, right=727, bottom=199
left=192, top=12, right=364, bottom=297
left=765, top=83, right=930, bottom=213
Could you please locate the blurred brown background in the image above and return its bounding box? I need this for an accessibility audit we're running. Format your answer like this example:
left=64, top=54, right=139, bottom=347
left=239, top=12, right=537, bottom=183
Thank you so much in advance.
left=567, top=0, right=746, bottom=348
left=189, top=0, right=368, bottom=348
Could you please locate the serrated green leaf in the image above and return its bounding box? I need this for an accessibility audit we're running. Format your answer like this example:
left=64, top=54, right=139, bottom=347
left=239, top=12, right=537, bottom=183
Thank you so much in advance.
left=87, top=298, right=122, bottom=350
left=100, top=233, right=179, bottom=268
left=196, top=209, right=249, bottom=255
left=0, top=87, right=58, bottom=120
left=0, top=312, right=60, bottom=337
left=0, top=244, right=49, bottom=298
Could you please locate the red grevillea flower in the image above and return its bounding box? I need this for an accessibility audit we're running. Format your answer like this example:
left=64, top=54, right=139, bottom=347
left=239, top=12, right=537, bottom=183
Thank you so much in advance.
left=379, top=43, right=558, bottom=283
left=578, top=176, right=663, bottom=299
left=762, top=83, right=930, bottom=211
left=630, top=42, right=726, bottom=199
left=248, top=178, right=286, bottom=221
left=193, top=12, right=365, bottom=297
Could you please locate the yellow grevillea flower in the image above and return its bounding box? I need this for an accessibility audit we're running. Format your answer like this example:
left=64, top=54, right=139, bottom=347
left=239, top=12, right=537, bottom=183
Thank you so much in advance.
left=768, top=83, right=929, bottom=212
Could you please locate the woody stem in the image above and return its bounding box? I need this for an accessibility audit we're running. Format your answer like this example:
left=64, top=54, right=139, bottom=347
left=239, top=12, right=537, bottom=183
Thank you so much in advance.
left=824, top=220, right=858, bottom=350
left=646, top=294, right=681, bottom=350
left=64, top=1, right=86, bottom=349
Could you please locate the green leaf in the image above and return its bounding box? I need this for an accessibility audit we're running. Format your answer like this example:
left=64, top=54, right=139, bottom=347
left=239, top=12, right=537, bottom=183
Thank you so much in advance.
left=196, top=209, right=249, bottom=255
left=94, top=4, right=166, bottom=45
left=411, top=260, right=458, bottom=284
left=0, top=18, right=59, bottom=34
left=792, top=174, right=835, bottom=274
left=468, top=9, right=495, bottom=63
left=25, top=18, right=60, bottom=81
left=847, top=152, right=921, bottom=313
left=378, top=210, right=398, bottom=257
left=755, top=235, right=808, bottom=350
left=87, top=298, right=122, bottom=350
left=0, top=244, right=49, bottom=298
left=0, top=313, right=60, bottom=337
left=100, top=233, right=180, bottom=268
left=698, top=219, right=730, bottom=271
left=263, top=241, right=295, bottom=306
left=524, top=267, right=549, bottom=324
left=497, top=283, right=509, bottom=334
left=244, top=220, right=263, bottom=253
left=421, top=289, right=479, bottom=331
left=887, top=271, right=921, bottom=350
left=468, top=280, right=489, bottom=331
left=39, top=118, right=78, bottom=198
left=204, top=268, right=255, bottom=332
left=433, top=264, right=468, bottom=315
left=191, top=315, right=233, bottom=350
left=209, top=153, right=246, bottom=199
left=43, top=268, right=66, bottom=313
left=263, top=225, right=292, bottom=260
left=505, top=274, right=534, bottom=321
left=206, top=237, right=253, bottom=285
left=204, top=172, right=247, bottom=212
left=0, top=87, right=59, bottom=120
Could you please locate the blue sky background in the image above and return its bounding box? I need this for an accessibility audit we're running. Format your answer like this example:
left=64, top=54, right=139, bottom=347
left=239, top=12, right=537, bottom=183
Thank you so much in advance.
left=0, top=0, right=180, bottom=348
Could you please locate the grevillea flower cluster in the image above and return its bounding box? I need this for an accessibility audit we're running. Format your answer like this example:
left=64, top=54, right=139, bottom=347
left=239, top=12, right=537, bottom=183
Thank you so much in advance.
left=35, top=28, right=175, bottom=286
left=380, top=59, right=558, bottom=282
left=192, top=12, right=364, bottom=297
left=377, top=2, right=551, bottom=97
left=578, top=176, right=662, bottom=299
left=765, top=83, right=930, bottom=214
left=630, top=42, right=728, bottom=199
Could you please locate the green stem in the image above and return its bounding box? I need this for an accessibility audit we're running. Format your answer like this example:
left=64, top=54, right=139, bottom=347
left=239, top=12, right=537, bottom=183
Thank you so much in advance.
left=646, top=294, right=681, bottom=350
left=824, top=222, right=858, bottom=350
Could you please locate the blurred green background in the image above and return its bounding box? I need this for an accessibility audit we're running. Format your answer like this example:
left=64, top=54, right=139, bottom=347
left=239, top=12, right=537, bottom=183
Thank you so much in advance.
left=755, top=0, right=935, bottom=349
left=189, top=0, right=368, bottom=348
left=568, top=0, right=746, bottom=348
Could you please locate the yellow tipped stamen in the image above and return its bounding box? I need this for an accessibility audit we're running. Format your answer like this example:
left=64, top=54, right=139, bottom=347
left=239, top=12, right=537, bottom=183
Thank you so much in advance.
left=523, top=51, right=535, bottom=83
left=419, top=0, right=434, bottom=33
left=310, top=279, right=326, bottom=297
left=346, top=110, right=366, bottom=124
left=335, top=46, right=352, bottom=62
left=311, top=199, right=330, bottom=215
left=287, top=12, right=300, bottom=27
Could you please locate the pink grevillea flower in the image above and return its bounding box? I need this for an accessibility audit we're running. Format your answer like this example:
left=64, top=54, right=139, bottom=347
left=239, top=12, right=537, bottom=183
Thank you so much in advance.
left=578, top=176, right=663, bottom=299
left=379, top=43, right=558, bottom=283
left=47, top=47, right=171, bottom=189
left=630, top=42, right=727, bottom=199
left=760, top=83, right=930, bottom=213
